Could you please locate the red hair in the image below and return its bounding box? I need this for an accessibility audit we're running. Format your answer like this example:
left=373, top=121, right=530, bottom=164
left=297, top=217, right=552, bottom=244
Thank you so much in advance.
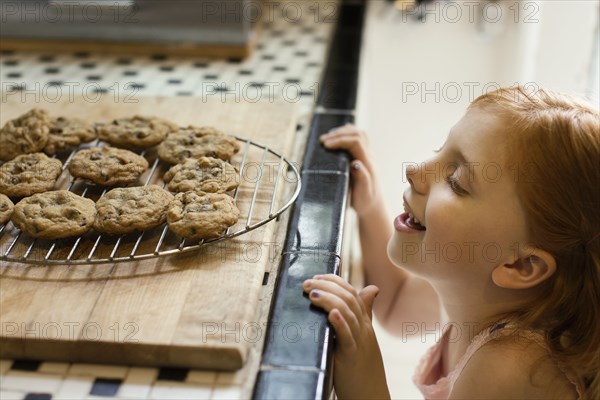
left=471, top=86, right=600, bottom=398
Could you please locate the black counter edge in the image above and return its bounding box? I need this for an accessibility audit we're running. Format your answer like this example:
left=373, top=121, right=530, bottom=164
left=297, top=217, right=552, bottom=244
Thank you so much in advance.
left=253, top=1, right=366, bottom=399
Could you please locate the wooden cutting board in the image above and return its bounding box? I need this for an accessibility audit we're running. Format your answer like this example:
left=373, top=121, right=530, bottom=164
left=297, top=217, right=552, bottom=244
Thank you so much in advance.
left=0, top=94, right=297, bottom=370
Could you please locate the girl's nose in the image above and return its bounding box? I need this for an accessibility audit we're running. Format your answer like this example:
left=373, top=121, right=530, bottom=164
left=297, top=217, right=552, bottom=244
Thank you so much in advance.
left=406, top=162, right=429, bottom=195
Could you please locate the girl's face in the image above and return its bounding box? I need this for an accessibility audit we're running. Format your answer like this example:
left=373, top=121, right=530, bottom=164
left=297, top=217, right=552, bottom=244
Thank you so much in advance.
left=387, top=108, right=531, bottom=287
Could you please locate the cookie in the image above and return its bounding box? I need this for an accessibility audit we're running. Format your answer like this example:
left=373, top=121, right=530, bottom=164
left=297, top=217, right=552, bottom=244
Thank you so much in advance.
left=44, top=116, right=97, bottom=154
left=167, top=191, right=240, bottom=240
left=163, top=157, right=240, bottom=194
left=0, top=194, right=14, bottom=225
left=157, top=126, right=240, bottom=164
left=68, top=146, right=149, bottom=186
left=94, top=185, right=174, bottom=234
left=0, top=108, right=50, bottom=161
left=0, top=153, right=63, bottom=197
left=97, top=115, right=179, bottom=149
left=11, top=190, right=96, bottom=239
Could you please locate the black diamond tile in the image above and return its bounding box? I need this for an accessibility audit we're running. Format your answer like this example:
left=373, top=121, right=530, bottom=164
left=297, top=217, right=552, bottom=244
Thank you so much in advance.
left=73, top=51, right=90, bottom=58
left=227, top=57, right=242, bottom=63
left=44, top=67, right=60, bottom=74
left=151, top=54, right=168, bottom=61
left=273, top=66, right=287, bottom=72
left=157, top=367, right=189, bottom=381
left=261, top=54, right=275, bottom=60
left=295, top=51, right=308, bottom=57
left=0, top=50, right=15, bottom=55
left=282, top=40, right=296, bottom=46
left=3, top=60, right=19, bottom=66
left=123, top=70, right=138, bottom=76
left=90, top=378, right=122, bottom=397
left=7, top=84, right=25, bottom=91
left=129, top=83, right=145, bottom=89
left=115, top=58, right=131, bottom=65
left=80, top=63, right=96, bottom=69
left=249, top=82, right=265, bottom=88
left=177, top=91, right=193, bottom=96
left=285, top=78, right=301, bottom=84
left=239, top=70, right=253, bottom=75
left=24, top=394, right=52, bottom=400
left=204, top=74, right=219, bottom=80
left=38, top=55, right=55, bottom=62
left=86, top=75, right=102, bottom=81
left=194, top=62, right=209, bottom=68
left=6, top=72, right=22, bottom=78
left=47, top=81, right=64, bottom=87
left=93, top=88, right=108, bottom=94
left=11, top=359, right=41, bottom=371
left=168, top=79, right=182, bottom=84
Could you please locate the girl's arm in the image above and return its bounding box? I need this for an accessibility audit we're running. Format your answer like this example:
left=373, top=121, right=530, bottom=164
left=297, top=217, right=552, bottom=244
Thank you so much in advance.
left=321, top=125, right=410, bottom=322
left=303, top=274, right=390, bottom=400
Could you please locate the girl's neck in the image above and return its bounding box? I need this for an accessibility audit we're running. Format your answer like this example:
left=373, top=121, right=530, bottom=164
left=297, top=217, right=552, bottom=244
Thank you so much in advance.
left=430, top=278, right=538, bottom=374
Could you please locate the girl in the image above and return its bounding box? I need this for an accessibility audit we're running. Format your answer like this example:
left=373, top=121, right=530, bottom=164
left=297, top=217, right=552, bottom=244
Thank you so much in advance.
left=303, top=87, right=599, bottom=399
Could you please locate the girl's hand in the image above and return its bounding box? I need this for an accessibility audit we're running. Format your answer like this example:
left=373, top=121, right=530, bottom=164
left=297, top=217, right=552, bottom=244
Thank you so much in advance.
left=303, top=274, right=390, bottom=400
left=320, top=124, right=381, bottom=218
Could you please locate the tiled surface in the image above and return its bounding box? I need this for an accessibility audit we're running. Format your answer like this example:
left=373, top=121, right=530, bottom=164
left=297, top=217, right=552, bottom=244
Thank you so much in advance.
left=0, top=1, right=338, bottom=399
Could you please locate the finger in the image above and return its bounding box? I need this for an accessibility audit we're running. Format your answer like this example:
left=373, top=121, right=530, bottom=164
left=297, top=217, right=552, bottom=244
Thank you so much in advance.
left=312, top=273, right=358, bottom=295
left=304, top=278, right=364, bottom=322
left=358, top=285, right=380, bottom=320
left=328, top=308, right=357, bottom=351
left=323, top=123, right=363, bottom=137
left=307, top=289, right=362, bottom=339
left=321, top=136, right=371, bottom=168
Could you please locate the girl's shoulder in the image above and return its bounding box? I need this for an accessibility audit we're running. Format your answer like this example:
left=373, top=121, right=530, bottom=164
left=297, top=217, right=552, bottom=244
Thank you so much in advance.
left=449, top=328, right=580, bottom=400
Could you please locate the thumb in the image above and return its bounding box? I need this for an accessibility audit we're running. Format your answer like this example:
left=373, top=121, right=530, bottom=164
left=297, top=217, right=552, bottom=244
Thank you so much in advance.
left=358, top=285, right=379, bottom=319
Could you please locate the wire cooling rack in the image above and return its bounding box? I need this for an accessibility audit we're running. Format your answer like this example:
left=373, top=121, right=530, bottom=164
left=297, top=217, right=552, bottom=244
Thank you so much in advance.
left=0, top=137, right=301, bottom=265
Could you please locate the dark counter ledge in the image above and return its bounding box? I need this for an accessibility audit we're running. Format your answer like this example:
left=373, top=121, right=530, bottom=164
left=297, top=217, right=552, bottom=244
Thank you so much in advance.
left=253, top=1, right=366, bottom=399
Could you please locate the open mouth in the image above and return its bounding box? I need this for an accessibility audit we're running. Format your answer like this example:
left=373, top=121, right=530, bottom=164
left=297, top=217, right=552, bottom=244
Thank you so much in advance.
left=403, top=201, right=426, bottom=231
left=405, top=211, right=426, bottom=231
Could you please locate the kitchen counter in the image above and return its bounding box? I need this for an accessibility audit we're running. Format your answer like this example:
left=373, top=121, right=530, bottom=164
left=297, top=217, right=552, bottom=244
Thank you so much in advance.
left=0, top=1, right=365, bottom=398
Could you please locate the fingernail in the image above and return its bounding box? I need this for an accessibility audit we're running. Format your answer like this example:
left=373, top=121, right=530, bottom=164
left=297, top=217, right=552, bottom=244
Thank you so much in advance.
left=303, top=279, right=313, bottom=288
left=313, top=274, right=322, bottom=279
left=310, top=289, right=320, bottom=298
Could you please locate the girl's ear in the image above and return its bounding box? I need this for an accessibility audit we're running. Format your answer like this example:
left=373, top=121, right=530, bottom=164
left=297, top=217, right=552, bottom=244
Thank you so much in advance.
left=491, top=248, right=556, bottom=289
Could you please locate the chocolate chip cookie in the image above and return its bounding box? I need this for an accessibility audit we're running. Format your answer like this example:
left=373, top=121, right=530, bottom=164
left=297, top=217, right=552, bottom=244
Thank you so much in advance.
left=157, top=126, right=240, bottom=164
left=0, top=194, right=14, bottom=225
left=68, top=146, right=149, bottom=186
left=167, top=191, right=240, bottom=240
left=0, top=108, right=50, bottom=161
left=0, top=153, right=63, bottom=197
left=94, top=185, right=174, bottom=234
left=44, top=116, right=97, bottom=155
left=97, top=115, right=179, bottom=149
left=12, top=190, right=96, bottom=239
left=163, top=157, right=240, bottom=194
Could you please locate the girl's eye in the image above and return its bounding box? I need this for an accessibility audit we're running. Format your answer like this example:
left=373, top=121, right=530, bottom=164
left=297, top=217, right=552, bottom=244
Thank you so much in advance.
left=446, top=176, right=469, bottom=195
